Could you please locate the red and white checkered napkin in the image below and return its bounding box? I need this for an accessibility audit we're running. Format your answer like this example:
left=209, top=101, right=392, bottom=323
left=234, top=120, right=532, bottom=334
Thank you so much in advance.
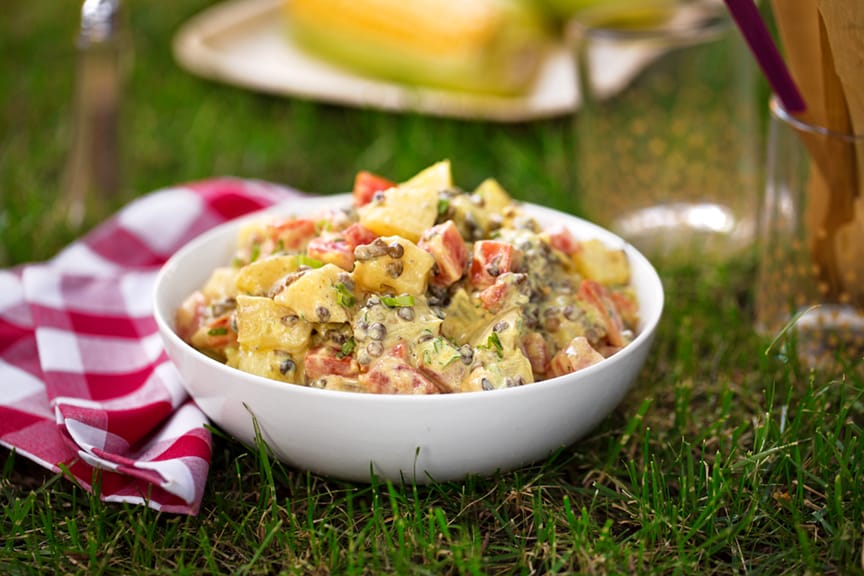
left=0, top=178, right=302, bottom=514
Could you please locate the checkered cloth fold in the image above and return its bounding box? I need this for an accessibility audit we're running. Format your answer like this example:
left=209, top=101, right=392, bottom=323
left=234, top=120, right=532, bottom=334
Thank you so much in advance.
left=0, top=178, right=301, bottom=514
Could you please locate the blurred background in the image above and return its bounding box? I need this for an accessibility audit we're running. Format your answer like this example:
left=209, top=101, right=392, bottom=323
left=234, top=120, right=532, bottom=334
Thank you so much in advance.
left=2, top=0, right=772, bottom=267
left=1, top=0, right=583, bottom=266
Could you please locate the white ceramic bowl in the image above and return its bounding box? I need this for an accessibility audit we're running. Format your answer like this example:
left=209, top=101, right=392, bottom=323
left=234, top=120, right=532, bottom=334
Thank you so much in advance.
left=153, top=194, right=664, bottom=483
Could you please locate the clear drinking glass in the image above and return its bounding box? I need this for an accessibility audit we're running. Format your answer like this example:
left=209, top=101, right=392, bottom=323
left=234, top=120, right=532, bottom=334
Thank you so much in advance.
left=755, top=96, right=864, bottom=369
left=570, top=2, right=760, bottom=269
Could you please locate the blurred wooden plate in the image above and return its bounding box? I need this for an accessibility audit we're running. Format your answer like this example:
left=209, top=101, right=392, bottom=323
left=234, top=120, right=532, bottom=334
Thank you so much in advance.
left=172, top=0, right=655, bottom=122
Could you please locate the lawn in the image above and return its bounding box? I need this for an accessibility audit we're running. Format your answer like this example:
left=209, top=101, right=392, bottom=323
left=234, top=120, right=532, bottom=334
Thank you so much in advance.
left=2, top=1, right=863, bottom=574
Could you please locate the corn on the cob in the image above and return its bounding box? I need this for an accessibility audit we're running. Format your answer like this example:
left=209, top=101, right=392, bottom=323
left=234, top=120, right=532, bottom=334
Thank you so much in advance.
left=283, top=0, right=551, bottom=95
left=535, top=0, right=681, bottom=25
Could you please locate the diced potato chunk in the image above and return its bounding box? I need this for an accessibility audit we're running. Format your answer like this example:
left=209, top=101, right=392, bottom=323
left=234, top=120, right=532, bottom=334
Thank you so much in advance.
left=464, top=353, right=534, bottom=392
left=358, top=161, right=450, bottom=242
left=446, top=194, right=492, bottom=241
left=353, top=236, right=435, bottom=295
left=201, top=267, right=238, bottom=301
left=228, top=347, right=304, bottom=384
left=274, top=263, right=352, bottom=324
left=358, top=187, right=438, bottom=243
left=235, top=254, right=301, bottom=295
left=401, top=159, right=452, bottom=191
left=572, top=239, right=630, bottom=285
left=235, top=295, right=312, bottom=352
left=235, top=220, right=270, bottom=254
left=441, top=288, right=490, bottom=344
left=412, top=336, right=469, bottom=393
left=469, top=309, right=524, bottom=351
left=463, top=309, right=534, bottom=391
left=473, top=177, right=512, bottom=214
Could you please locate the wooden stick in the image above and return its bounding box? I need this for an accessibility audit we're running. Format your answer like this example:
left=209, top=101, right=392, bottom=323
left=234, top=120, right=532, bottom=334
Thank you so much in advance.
left=808, top=15, right=856, bottom=300
left=816, top=0, right=864, bottom=305
left=817, top=0, right=864, bottom=139
left=769, top=0, right=825, bottom=125
left=770, top=1, right=860, bottom=303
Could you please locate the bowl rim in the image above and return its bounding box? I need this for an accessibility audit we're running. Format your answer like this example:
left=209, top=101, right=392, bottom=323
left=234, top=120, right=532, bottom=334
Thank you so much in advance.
left=153, top=194, right=665, bottom=405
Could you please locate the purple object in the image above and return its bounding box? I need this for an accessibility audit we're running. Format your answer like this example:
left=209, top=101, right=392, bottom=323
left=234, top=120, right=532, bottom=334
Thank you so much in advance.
left=722, top=0, right=807, bottom=113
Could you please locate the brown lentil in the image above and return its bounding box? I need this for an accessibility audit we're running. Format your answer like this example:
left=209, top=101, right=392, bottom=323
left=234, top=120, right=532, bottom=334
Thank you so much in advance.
left=368, top=322, right=387, bottom=341
left=386, top=241, right=404, bottom=258
left=327, top=329, right=347, bottom=344
left=211, top=298, right=236, bottom=317
left=366, top=341, right=384, bottom=357
left=315, top=305, right=331, bottom=322
left=386, top=261, right=404, bottom=278
left=337, top=272, right=354, bottom=290
left=279, top=358, right=295, bottom=375
left=459, top=345, right=474, bottom=365
left=485, top=259, right=501, bottom=277
left=397, top=306, right=414, bottom=321
left=354, top=239, right=388, bottom=260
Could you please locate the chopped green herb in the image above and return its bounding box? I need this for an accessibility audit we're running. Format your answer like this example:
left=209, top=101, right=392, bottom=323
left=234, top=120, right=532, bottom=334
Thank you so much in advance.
left=437, top=198, right=450, bottom=216
left=477, top=332, right=503, bottom=357
left=296, top=255, right=323, bottom=268
left=381, top=294, right=414, bottom=307
left=275, top=238, right=285, bottom=253
left=487, top=332, right=503, bottom=357
left=339, top=337, right=356, bottom=358
left=443, top=354, right=461, bottom=367
left=231, top=257, right=245, bottom=268
left=334, top=283, right=355, bottom=307
left=249, top=242, right=261, bottom=263
left=208, top=327, right=228, bottom=337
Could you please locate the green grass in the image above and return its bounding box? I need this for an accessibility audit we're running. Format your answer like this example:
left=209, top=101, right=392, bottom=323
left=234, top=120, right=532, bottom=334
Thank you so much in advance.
left=2, top=1, right=863, bottom=574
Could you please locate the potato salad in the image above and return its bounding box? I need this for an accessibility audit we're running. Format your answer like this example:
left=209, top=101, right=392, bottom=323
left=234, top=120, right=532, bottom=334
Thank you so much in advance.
left=175, top=161, right=640, bottom=394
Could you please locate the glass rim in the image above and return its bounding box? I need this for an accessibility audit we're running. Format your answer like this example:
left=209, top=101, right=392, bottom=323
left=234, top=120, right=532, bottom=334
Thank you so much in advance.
left=566, top=3, right=729, bottom=43
left=770, top=95, right=864, bottom=142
